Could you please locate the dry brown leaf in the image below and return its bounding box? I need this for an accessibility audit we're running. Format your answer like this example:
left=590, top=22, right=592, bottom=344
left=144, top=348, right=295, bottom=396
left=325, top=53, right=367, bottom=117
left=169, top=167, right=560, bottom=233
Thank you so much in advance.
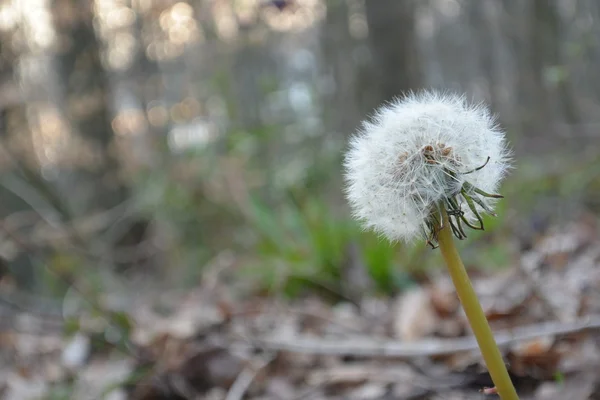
left=436, top=318, right=464, bottom=338
left=428, top=278, right=460, bottom=317
left=510, top=335, right=555, bottom=358
left=393, top=288, right=438, bottom=341
left=508, top=335, right=562, bottom=378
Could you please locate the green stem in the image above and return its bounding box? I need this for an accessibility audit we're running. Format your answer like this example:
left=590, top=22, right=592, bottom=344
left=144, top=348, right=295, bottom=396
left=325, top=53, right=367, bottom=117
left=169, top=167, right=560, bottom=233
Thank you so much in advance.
left=437, top=208, right=519, bottom=400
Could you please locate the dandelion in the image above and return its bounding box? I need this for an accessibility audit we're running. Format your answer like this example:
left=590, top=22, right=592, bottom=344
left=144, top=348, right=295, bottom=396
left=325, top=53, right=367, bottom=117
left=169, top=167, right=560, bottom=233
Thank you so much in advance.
left=344, top=91, right=519, bottom=400
left=344, top=91, right=511, bottom=246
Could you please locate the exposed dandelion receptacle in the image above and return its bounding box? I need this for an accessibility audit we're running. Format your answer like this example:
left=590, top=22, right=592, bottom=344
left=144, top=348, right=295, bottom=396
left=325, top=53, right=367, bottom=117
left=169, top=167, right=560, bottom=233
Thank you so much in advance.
left=344, top=91, right=511, bottom=246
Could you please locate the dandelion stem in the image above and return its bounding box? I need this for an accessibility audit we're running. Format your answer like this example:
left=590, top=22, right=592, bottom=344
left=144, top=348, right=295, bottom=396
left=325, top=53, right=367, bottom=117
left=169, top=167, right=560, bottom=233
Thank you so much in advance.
left=437, top=208, right=519, bottom=400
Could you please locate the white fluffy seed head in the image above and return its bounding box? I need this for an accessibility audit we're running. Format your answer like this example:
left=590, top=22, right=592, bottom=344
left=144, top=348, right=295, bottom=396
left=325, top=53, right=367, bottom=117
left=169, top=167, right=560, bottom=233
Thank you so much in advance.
left=344, top=91, right=511, bottom=243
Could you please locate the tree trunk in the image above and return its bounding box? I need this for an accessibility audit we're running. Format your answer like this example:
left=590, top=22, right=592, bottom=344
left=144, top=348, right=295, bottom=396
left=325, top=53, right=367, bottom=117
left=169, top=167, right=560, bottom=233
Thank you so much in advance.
left=530, top=0, right=580, bottom=133
left=364, top=0, right=422, bottom=102
left=52, top=0, right=127, bottom=216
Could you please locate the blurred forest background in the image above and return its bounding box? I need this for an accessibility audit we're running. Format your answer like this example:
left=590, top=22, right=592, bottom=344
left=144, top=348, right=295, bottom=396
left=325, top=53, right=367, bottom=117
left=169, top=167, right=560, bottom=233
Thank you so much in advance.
left=2, top=0, right=600, bottom=398
left=1, top=0, right=600, bottom=302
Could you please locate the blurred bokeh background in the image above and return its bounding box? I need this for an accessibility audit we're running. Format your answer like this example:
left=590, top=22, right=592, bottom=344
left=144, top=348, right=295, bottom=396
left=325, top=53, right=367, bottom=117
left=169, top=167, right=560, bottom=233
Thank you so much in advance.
left=3, top=1, right=600, bottom=398
left=0, top=0, right=600, bottom=390
left=1, top=0, right=600, bottom=335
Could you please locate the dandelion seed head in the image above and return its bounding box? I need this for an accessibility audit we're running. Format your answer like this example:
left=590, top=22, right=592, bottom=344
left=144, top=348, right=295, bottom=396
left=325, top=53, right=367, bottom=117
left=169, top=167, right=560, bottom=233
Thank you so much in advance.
left=344, top=91, right=511, bottom=243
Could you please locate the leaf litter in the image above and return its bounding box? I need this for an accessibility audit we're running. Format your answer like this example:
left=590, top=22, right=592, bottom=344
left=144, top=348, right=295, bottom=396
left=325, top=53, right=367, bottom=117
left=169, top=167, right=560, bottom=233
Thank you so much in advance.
left=2, top=216, right=600, bottom=399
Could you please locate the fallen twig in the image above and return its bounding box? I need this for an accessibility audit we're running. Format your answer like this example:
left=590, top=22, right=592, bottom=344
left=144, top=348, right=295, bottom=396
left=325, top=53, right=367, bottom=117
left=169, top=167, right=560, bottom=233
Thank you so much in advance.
left=225, top=355, right=274, bottom=400
left=248, top=315, right=600, bottom=358
left=306, top=364, right=464, bottom=389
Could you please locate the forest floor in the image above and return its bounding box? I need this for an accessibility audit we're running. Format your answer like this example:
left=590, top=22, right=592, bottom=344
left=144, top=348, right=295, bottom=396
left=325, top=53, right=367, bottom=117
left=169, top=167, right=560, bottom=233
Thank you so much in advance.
left=2, top=213, right=600, bottom=400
